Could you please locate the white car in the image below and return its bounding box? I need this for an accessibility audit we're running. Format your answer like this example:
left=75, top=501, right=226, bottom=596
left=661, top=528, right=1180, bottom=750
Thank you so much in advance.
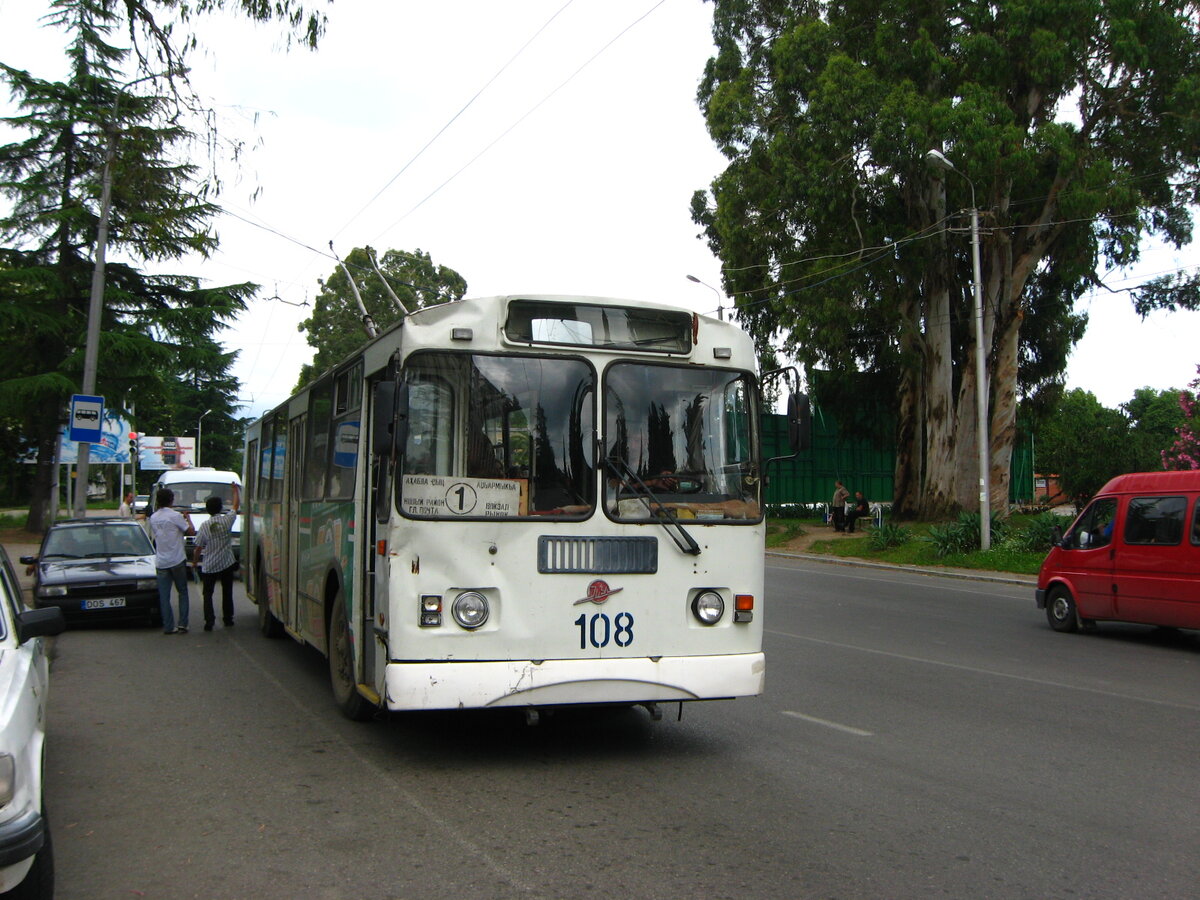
left=0, top=546, right=65, bottom=897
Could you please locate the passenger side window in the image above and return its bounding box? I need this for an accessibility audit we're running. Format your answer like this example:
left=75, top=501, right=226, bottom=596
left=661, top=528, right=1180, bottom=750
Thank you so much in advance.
left=1193, top=500, right=1200, bottom=546
left=1124, top=496, right=1186, bottom=546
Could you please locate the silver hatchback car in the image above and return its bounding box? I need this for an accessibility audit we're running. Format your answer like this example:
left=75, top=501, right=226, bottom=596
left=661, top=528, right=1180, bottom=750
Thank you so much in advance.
left=0, top=545, right=65, bottom=896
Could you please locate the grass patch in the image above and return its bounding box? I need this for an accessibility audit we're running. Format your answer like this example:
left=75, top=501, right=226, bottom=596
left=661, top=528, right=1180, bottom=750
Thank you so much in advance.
left=0, top=512, right=29, bottom=531
left=766, top=518, right=807, bottom=549
left=778, top=514, right=1052, bottom=575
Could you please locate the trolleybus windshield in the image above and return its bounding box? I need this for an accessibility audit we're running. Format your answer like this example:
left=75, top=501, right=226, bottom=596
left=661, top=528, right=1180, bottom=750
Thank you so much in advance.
left=604, top=363, right=760, bottom=522
left=399, top=352, right=596, bottom=519
left=396, top=351, right=759, bottom=523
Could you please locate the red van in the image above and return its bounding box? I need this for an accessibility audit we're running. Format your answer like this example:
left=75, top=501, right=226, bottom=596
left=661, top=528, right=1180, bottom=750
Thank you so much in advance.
left=1036, top=471, right=1200, bottom=633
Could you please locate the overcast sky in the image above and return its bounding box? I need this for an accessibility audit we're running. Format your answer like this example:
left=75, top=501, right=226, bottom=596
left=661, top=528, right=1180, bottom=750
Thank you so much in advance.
left=2, top=0, right=1197, bottom=424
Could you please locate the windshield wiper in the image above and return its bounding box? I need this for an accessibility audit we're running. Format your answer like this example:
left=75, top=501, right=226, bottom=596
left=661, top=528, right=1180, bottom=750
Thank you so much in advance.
left=604, top=457, right=701, bottom=556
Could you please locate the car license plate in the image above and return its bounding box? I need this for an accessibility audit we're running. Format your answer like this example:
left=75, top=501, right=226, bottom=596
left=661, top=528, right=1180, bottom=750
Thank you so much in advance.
left=81, top=597, right=126, bottom=610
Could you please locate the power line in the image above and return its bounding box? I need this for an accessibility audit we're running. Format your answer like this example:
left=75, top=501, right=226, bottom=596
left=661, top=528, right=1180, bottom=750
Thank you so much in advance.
left=373, top=0, right=669, bottom=239
left=329, top=0, right=579, bottom=242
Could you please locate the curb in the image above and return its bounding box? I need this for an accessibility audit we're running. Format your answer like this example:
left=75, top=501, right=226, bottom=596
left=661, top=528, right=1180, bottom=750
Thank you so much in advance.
left=766, top=549, right=1038, bottom=588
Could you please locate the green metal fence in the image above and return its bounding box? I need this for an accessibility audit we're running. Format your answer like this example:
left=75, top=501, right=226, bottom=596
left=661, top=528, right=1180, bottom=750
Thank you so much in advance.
left=761, top=411, right=1035, bottom=507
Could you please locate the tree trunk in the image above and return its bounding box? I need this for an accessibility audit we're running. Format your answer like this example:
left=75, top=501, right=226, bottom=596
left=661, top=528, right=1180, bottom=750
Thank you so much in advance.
left=27, top=427, right=60, bottom=535
left=989, top=276, right=1023, bottom=517
left=892, top=297, right=924, bottom=518
left=917, top=267, right=958, bottom=518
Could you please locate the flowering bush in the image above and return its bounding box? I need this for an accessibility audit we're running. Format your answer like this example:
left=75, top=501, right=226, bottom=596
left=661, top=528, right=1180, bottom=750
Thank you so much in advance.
left=1162, top=366, right=1200, bottom=470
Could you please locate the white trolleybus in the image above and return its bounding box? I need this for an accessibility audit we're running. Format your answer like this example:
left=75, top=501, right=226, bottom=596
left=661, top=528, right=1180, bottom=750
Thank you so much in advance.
left=243, top=294, right=807, bottom=720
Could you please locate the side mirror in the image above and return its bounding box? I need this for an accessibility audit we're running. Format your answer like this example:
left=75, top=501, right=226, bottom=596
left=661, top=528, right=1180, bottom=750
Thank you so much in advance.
left=787, top=393, right=812, bottom=453
left=16, top=607, right=65, bottom=643
left=19, top=556, right=36, bottom=566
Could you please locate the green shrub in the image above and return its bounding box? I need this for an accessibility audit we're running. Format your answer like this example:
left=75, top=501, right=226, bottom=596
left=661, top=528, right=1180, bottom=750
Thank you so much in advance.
left=765, top=503, right=825, bottom=520
left=927, top=511, right=1009, bottom=557
left=1001, top=512, right=1061, bottom=553
left=868, top=522, right=911, bottom=550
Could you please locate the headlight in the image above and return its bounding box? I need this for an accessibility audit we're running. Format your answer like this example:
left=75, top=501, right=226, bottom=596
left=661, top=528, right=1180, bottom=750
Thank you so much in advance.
left=37, top=585, right=67, bottom=598
left=0, top=753, right=14, bottom=806
left=136, top=578, right=157, bottom=591
left=451, top=591, right=489, bottom=629
left=692, top=590, right=725, bottom=625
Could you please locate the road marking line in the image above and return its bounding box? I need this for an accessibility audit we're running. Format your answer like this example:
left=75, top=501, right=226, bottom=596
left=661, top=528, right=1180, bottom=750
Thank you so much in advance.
left=771, top=630, right=1200, bottom=712
left=782, top=710, right=873, bottom=736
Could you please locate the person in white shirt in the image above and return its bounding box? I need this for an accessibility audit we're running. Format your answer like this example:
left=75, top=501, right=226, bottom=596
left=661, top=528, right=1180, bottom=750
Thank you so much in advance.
left=149, top=488, right=194, bottom=634
left=118, top=492, right=134, bottom=518
left=194, top=487, right=240, bottom=630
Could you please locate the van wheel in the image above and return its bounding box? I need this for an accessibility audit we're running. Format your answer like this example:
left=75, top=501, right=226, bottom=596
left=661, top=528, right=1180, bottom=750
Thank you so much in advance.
left=256, top=562, right=283, bottom=639
left=1046, top=585, right=1079, bottom=633
left=329, top=589, right=374, bottom=722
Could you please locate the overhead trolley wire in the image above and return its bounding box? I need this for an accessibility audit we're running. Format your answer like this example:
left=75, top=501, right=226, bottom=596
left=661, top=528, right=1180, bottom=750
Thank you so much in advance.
left=374, top=0, right=670, bottom=239
left=330, top=0, right=580, bottom=242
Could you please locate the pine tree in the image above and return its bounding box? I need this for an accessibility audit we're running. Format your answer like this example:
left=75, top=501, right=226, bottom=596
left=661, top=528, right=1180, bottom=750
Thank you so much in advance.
left=0, top=1, right=251, bottom=530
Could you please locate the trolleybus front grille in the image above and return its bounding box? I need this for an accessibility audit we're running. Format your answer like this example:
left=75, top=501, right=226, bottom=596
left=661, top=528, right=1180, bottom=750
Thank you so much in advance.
left=537, top=536, right=658, bottom=574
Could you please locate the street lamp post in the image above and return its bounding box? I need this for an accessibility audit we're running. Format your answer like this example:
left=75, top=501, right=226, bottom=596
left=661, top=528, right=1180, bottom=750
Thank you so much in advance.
left=196, top=409, right=213, bottom=468
left=686, top=274, right=724, bottom=321
left=925, top=148, right=991, bottom=550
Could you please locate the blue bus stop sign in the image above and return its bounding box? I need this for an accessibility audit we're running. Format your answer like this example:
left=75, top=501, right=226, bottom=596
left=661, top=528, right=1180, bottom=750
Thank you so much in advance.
left=69, top=394, right=104, bottom=444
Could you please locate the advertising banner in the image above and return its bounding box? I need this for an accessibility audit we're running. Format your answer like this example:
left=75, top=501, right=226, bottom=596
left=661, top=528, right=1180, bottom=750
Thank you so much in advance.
left=45, top=414, right=133, bottom=465
left=137, top=436, right=196, bottom=471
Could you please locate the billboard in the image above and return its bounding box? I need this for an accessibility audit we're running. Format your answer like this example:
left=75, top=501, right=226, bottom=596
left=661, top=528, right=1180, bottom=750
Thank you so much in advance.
left=137, top=436, right=196, bottom=471
left=41, top=415, right=134, bottom=465
left=25, top=421, right=196, bottom=470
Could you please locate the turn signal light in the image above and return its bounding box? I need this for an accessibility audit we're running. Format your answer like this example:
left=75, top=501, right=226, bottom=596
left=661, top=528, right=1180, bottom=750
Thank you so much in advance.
left=734, top=594, right=754, bottom=623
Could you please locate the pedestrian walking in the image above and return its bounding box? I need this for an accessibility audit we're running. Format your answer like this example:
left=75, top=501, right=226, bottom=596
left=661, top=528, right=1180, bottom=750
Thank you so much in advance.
left=149, top=487, right=193, bottom=634
left=194, top=488, right=240, bottom=631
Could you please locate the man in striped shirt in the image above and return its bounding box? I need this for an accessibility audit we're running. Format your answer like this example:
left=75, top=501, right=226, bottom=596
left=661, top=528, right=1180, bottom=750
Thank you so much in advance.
left=194, top=488, right=240, bottom=631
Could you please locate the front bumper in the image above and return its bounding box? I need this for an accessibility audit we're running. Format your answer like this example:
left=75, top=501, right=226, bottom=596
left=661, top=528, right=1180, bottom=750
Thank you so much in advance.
left=37, top=589, right=160, bottom=620
left=0, top=808, right=43, bottom=868
left=1035, top=588, right=1047, bottom=609
left=383, top=652, right=766, bottom=711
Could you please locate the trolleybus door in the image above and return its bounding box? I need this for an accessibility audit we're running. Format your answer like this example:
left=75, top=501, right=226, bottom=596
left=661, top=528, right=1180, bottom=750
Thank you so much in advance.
left=286, top=414, right=306, bottom=631
left=361, top=378, right=391, bottom=683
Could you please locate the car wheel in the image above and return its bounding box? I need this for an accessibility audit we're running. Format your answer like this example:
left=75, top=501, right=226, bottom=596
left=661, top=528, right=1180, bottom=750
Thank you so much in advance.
left=3, top=806, right=54, bottom=899
left=256, top=562, right=282, bottom=639
left=328, top=588, right=373, bottom=722
left=1046, top=585, right=1079, bottom=633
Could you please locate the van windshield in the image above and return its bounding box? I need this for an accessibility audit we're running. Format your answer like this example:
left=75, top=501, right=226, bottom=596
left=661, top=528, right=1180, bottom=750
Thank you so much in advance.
left=163, top=482, right=238, bottom=512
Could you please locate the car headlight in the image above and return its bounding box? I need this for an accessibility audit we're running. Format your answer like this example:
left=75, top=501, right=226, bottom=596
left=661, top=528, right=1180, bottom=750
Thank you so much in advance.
left=37, top=585, right=67, bottom=598
left=136, top=579, right=157, bottom=591
left=0, top=753, right=14, bottom=807
left=451, top=591, right=489, bottom=629
left=691, top=590, right=725, bottom=625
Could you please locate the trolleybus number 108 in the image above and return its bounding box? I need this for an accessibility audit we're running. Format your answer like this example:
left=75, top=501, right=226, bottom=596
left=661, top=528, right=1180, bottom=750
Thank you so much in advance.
left=574, top=611, right=635, bottom=649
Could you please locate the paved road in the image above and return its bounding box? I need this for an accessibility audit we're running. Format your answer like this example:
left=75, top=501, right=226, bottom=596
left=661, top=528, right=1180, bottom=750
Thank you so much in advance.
left=36, top=556, right=1200, bottom=899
